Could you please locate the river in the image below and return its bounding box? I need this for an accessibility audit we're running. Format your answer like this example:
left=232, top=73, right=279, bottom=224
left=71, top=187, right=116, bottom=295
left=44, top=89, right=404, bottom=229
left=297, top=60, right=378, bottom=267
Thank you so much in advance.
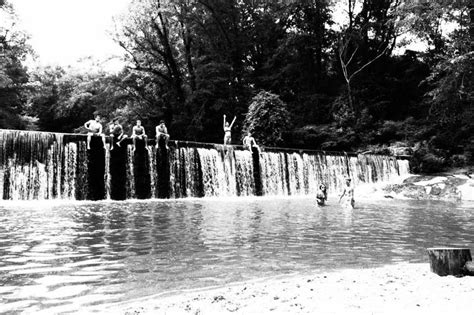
left=0, top=197, right=473, bottom=313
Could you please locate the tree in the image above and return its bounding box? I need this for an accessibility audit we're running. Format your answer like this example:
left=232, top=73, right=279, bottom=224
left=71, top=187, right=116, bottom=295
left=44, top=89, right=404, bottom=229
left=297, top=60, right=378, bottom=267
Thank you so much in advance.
left=420, top=2, right=473, bottom=162
left=27, top=66, right=139, bottom=133
left=0, top=0, right=31, bottom=129
left=256, top=1, right=335, bottom=126
left=336, top=0, right=400, bottom=110
left=243, top=90, right=291, bottom=146
left=114, top=0, right=279, bottom=142
left=114, top=0, right=190, bottom=136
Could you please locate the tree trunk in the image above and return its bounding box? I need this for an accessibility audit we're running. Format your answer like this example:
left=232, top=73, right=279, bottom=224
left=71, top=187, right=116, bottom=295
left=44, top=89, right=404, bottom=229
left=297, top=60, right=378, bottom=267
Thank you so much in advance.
left=314, top=0, right=323, bottom=87
left=346, top=81, right=353, bottom=109
left=470, top=0, right=474, bottom=51
left=465, top=261, right=474, bottom=275
left=427, top=247, right=472, bottom=276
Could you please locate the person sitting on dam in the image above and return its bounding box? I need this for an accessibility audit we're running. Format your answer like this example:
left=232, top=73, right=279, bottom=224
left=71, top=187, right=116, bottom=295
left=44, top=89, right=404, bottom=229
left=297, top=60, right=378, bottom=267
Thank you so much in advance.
left=243, top=131, right=260, bottom=153
left=155, top=120, right=170, bottom=149
left=131, top=119, right=148, bottom=151
left=84, top=115, right=106, bottom=150
left=109, top=118, right=127, bottom=150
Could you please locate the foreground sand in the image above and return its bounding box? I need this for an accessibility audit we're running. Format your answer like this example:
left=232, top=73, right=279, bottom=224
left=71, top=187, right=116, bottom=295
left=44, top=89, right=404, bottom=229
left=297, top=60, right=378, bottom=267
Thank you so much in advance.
left=95, top=263, right=474, bottom=315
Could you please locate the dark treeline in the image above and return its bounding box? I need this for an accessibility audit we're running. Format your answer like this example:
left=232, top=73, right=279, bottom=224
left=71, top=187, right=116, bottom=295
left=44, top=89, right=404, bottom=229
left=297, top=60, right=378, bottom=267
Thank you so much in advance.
left=0, top=0, right=473, bottom=172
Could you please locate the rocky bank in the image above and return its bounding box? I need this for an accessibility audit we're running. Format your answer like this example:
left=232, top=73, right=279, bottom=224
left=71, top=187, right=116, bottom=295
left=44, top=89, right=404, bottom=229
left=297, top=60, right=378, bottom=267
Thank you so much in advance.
left=371, top=169, right=474, bottom=202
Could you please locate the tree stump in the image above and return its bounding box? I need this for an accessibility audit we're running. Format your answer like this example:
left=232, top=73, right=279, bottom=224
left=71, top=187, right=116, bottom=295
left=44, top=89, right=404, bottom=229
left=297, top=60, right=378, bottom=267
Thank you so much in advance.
left=427, top=247, right=472, bottom=276
left=464, top=261, right=474, bottom=275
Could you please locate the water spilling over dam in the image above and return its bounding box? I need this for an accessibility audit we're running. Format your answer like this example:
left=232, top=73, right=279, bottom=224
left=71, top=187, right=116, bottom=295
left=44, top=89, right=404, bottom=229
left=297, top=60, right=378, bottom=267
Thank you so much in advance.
left=0, top=129, right=410, bottom=201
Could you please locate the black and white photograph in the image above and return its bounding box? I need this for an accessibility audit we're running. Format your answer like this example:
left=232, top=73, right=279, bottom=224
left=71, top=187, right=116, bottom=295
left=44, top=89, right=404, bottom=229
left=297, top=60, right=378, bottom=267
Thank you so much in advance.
left=0, top=0, right=473, bottom=313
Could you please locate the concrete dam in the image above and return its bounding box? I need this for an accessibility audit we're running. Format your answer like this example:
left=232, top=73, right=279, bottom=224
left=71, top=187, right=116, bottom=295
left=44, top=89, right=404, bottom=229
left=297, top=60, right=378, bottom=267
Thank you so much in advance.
left=0, top=129, right=410, bottom=201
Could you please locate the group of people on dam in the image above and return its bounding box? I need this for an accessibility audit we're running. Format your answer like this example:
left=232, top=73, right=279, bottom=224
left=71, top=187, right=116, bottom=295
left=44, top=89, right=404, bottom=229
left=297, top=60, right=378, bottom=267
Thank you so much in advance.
left=85, top=114, right=354, bottom=208
left=84, top=115, right=170, bottom=151
left=84, top=114, right=260, bottom=152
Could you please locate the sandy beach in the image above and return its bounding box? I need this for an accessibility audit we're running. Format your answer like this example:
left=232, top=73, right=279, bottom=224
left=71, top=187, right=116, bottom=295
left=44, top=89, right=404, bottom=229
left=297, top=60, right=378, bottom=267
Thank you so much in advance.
left=94, top=263, right=474, bottom=315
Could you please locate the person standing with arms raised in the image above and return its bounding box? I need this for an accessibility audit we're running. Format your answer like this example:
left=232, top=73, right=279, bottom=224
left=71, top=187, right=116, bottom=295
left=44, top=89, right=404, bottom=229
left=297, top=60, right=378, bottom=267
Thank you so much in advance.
left=223, top=114, right=237, bottom=145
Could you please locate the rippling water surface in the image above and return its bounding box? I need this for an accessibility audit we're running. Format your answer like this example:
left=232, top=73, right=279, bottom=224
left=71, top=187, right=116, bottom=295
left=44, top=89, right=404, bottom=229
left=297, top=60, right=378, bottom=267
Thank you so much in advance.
left=0, top=197, right=473, bottom=313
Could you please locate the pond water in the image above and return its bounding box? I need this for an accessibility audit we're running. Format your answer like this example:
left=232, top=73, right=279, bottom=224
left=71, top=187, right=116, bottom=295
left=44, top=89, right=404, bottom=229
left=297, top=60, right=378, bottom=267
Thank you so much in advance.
left=0, top=197, right=473, bottom=313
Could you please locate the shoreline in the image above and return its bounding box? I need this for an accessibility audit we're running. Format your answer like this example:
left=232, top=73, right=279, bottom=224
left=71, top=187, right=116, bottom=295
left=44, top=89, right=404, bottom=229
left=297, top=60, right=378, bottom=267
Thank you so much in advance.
left=91, top=263, right=474, bottom=314
left=355, top=171, right=474, bottom=202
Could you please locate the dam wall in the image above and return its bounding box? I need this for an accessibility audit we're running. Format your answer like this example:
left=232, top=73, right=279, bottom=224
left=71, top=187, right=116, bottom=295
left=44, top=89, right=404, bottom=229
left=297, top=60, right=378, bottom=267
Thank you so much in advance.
left=0, top=129, right=410, bottom=201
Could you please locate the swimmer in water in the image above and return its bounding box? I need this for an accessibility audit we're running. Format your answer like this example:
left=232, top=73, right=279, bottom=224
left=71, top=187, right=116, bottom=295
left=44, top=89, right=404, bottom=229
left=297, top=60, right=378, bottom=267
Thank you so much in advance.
left=339, top=177, right=355, bottom=209
left=316, top=183, right=327, bottom=206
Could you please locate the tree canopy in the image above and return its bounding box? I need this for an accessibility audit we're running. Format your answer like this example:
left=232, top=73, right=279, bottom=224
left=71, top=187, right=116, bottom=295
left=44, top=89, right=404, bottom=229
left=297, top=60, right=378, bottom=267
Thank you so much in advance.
left=0, top=1, right=31, bottom=129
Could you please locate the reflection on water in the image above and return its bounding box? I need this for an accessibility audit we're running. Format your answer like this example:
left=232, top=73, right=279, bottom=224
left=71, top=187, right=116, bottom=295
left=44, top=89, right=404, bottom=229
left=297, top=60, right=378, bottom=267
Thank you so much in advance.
left=0, top=198, right=473, bottom=313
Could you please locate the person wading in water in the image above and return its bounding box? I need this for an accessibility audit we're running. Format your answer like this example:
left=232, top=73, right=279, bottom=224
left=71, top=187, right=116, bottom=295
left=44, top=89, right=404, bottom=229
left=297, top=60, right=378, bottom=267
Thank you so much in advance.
left=316, top=184, right=328, bottom=206
left=339, top=177, right=355, bottom=209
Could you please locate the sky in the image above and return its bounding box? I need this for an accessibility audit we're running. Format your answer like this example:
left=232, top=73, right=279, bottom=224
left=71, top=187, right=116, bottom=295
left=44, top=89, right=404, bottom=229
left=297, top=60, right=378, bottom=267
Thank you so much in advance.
left=9, top=0, right=430, bottom=72
left=12, top=0, right=132, bottom=71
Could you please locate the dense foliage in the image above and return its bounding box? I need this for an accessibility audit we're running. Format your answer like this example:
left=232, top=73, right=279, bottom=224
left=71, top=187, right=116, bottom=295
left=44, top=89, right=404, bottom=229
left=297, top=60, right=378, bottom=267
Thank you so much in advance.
left=0, top=1, right=31, bottom=129
left=243, top=91, right=291, bottom=146
left=1, top=0, right=473, bottom=172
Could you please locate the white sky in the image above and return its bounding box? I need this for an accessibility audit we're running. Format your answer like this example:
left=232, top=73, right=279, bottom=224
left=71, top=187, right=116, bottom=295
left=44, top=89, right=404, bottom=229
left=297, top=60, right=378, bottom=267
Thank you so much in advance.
left=9, top=0, right=434, bottom=71
left=12, top=0, right=131, bottom=71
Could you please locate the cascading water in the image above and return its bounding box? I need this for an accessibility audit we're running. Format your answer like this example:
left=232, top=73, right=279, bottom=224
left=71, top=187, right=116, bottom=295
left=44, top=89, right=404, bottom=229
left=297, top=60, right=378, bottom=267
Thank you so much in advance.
left=259, top=151, right=289, bottom=196
left=0, top=130, right=83, bottom=200
left=234, top=149, right=255, bottom=196
left=126, top=146, right=136, bottom=199
left=168, top=145, right=203, bottom=198
left=0, top=129, right=411, bottom=201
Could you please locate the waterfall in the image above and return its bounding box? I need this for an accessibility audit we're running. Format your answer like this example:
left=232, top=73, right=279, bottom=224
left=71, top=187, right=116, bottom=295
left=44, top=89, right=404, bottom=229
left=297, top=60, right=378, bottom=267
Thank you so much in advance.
left=234, top=149, right=254, bottom=196
left=0, top=129, right=411, bottom=201
left=126, top=146, right=136, bottom=199
left=260, top=151, right=289, bottom=196
left=169, top=146, right=203, bottom=198
left=197, top=147, right=232, bottom=197
left=62, top=142, right=77, bottom=199
left=0, top=130, right=78, bottom=200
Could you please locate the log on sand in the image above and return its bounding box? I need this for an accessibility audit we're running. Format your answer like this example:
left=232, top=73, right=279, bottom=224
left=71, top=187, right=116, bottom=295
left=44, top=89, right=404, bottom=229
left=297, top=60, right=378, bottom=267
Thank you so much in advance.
left=427, top=247, right=473, bottom=276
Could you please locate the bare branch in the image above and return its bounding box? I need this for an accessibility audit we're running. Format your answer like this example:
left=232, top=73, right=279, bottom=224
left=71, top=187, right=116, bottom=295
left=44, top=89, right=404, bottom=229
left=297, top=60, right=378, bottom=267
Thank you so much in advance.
left=349, top=45, right=388, bottom=82
left=346, top=46, right=359, bottom=68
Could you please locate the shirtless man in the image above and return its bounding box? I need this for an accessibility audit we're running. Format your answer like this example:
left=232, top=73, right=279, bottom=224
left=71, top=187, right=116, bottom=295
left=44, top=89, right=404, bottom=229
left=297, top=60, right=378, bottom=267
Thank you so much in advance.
left=131, top=119, right=148, bottom=151
left=84, top=115, right=106, bottom=150
left=223, top=114, right=236, bottom=145
left=109, top=118, right=127, bottom=150
left=242, top=131, right=259, bottom=152
left=339, top=177, right=355, bottom=209
left=155, top=120, right=170, bottom=149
